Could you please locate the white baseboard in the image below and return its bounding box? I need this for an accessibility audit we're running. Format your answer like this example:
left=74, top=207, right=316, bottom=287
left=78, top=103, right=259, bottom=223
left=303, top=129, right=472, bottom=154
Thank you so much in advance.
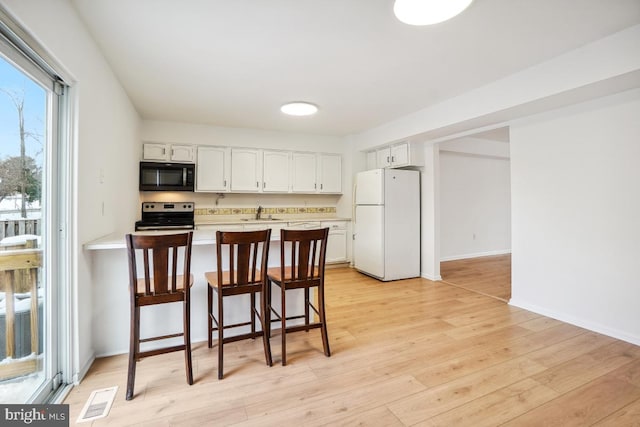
left=421, top=273, right=442, bottom=281
left=440, top=249, right=511, bottom=262
left=509, top=297, right=640, bottom=347
left=75, top=353, right=96, bottom=384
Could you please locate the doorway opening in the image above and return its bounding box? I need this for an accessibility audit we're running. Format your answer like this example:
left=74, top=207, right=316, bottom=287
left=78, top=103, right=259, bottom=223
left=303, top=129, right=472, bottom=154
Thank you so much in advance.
left=437, top=127, right=512, bottom=302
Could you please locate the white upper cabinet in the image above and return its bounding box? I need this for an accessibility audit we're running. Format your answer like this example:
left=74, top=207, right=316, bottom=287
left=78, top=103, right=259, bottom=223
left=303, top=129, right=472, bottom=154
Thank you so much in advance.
left=262, top=150, right=290, bottom=192
left=150, top=141, right=342, bottom=194
left=291, top=152, right=317, bottom=193
left=317, top=153, right=342, bottom=193
left=366, top=141, right=423, bottom=169
left=170, top=144, right=196, bottom=162
left=142, top=143, right=168, bottom=161
left=389, top=141, right=423, bottom=167
left=143, top=142, right=195, bottom=162
left=196, top=146, right=229, bottom=192
left=376, top=147, right=391, bottom=168
left=231, top=148, right=262, bottom=192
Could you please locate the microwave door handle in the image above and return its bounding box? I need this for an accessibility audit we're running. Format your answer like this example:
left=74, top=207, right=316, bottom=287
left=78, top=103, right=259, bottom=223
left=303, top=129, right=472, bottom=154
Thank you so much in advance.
left=183, top=167, right=187, bottom=186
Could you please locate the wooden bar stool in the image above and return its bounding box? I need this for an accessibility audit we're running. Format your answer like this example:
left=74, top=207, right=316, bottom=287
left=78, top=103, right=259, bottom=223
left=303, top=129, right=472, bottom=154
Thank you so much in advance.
left=205, top=229, right=273, bottom=379
left=267, top=227, right=330, bottom=366
left=125, top=232, right=194, bottom=401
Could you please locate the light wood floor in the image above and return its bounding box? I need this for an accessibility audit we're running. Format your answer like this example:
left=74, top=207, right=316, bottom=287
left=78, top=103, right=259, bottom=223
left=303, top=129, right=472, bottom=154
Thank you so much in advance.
left=441, top=254, right=512, bottom=301
left=65, top=267, right=640, bottom=426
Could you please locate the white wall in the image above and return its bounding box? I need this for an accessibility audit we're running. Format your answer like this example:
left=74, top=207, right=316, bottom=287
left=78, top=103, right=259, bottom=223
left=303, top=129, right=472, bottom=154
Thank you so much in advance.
left=3, top=0, right=141, bottom=382
left=439, top=138, right=511, bottom=260
left=510, top=89, right=640, bottom=345
left=420, top=144, right=440, bottom=281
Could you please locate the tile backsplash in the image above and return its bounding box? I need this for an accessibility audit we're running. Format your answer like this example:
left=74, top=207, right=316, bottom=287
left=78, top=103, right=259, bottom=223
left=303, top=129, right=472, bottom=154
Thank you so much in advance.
left=195, top=206, right=336, bottom=216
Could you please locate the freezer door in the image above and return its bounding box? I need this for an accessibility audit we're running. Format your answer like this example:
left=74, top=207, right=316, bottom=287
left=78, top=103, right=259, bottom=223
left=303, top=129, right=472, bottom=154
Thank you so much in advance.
left=354, top=205, right=385, bottom=279
left=355, top=169, right=384, bottom=205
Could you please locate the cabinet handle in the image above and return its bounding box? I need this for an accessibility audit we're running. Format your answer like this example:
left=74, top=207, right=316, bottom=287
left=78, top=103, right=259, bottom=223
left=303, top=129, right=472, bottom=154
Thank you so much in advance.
left=256, top=181, right=259, bottom=188
left=320, top=183, right=323, bottom=190
left=387, top=156, right=390, bottom=163
left=314, top=183, right=317, bottom=189
left=263, top=182, right=266, bottom=189
left=162, top=148, right=166, bottom=155
left=391, top=156, right=395, bottom=162
left=223, top=180, right=227, bottom=187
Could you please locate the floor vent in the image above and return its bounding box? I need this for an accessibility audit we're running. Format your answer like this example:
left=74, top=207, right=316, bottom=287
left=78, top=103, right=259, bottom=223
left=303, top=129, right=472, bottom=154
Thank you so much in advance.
left=76, top=386, right=118, bottom=423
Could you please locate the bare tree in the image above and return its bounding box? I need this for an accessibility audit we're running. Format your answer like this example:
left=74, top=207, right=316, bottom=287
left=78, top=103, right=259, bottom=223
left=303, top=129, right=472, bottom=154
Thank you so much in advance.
left=1, top=86, right=42, bottom=218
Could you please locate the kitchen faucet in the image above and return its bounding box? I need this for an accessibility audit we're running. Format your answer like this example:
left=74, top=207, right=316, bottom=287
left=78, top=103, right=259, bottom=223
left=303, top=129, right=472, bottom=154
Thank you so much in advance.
left=256, top=205, right=263, bottom=220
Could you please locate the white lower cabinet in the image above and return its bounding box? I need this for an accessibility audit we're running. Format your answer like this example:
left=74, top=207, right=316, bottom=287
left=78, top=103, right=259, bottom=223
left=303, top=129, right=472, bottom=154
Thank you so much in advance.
left=196, top=220, right=349, bottom=263
left=196, top=224, right=244, bottom=232
left=321, top=221, right=348, bottom=263
left=243, top=223, right=284, bottom=240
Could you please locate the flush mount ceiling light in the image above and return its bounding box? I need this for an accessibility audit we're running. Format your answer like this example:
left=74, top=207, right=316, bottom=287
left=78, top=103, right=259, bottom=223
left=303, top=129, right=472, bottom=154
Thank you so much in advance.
left=394, top=0, right=473, bottom=26
left=280, top=102, right=318, bottom=116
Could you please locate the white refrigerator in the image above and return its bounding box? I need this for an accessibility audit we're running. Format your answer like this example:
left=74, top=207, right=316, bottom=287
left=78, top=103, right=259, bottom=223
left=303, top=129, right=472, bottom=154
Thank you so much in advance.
left=353, top=168, right=420, bottom=281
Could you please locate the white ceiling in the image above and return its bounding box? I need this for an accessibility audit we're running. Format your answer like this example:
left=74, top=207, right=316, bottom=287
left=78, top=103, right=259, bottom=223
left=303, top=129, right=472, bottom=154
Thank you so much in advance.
left=71, top=0, right=640, bottom=136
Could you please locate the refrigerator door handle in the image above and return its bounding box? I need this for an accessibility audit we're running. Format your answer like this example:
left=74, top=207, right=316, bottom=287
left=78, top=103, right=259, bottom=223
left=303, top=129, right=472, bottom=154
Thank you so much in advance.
left=352, top=182, right=357, bottom=223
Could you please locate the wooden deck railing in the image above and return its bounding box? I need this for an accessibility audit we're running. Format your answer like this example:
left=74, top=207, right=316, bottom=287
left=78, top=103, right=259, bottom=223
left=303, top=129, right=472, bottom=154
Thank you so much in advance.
left=0, top=238, right=42, bottom=380
left=0, top=218, right=41, bottom=240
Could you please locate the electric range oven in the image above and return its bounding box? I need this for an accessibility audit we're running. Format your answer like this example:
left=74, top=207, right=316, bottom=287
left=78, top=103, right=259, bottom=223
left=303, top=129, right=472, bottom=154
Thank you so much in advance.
left=134, top=202, right=195, bottom=231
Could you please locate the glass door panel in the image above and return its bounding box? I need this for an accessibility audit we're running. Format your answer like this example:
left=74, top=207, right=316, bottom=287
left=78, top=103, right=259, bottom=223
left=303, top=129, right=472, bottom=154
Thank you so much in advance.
left=0, top=53, right=54, bottom=403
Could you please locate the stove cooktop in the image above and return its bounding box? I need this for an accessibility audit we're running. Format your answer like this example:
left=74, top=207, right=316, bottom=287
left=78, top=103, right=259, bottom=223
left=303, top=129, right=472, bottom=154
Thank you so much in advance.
left=135, top=202, right=195, bottom=231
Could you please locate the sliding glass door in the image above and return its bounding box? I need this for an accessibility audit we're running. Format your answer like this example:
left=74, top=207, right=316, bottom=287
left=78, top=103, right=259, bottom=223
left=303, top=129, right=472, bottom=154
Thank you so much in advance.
left=0, top=15, right=69, bottom=403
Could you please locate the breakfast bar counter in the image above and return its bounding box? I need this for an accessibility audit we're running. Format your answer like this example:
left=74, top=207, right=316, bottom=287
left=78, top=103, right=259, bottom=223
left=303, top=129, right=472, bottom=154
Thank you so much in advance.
left=84, top=230, right=299, bottom=357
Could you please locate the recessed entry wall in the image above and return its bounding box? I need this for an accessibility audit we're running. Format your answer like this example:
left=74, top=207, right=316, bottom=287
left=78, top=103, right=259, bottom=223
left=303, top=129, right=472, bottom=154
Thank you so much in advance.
left=439, top=135, right=511, bottom=261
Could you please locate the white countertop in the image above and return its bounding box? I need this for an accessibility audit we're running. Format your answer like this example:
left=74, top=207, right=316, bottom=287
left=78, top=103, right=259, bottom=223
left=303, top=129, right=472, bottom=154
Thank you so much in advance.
left=83, top=230, right=216, bottom=250
left=84, top=217, right=350, bottom=250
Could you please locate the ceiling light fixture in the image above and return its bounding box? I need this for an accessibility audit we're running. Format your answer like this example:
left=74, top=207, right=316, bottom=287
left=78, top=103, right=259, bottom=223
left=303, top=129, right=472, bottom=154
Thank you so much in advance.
left=280, top=102, right=318, bottom=116
left=393, top=0, right=473, bottom=26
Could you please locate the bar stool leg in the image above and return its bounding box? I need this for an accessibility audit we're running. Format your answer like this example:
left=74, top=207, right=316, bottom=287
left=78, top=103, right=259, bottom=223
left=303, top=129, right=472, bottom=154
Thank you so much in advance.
left=217, top=289, right=224, bottom=379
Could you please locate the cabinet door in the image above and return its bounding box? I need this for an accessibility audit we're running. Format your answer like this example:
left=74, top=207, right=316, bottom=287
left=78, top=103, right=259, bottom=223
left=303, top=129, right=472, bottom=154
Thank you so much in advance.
left=231, top=148, right=261, bottom=192
left=263, top=150, right=290, bottom=192
left=326, top=228, right=347, bottom=263
left=143, top=143, right=169, bottom=161
left=390, top=143, right=409, bottom=167
left=376, top=147, right=391, bottom=168
left=291, top=152, right=317, bottom=192
left=170, top=144, right=195, bottom=162
left=317, top=153, right=342, bottom=193
left=196, top=146, right=228, bottom=192
left=322, top=221, right=348, bottom=263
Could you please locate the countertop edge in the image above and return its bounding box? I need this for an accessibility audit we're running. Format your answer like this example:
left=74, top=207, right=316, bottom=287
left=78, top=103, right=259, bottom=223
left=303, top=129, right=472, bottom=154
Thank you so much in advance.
left=84, top=217, right=351, bottom=251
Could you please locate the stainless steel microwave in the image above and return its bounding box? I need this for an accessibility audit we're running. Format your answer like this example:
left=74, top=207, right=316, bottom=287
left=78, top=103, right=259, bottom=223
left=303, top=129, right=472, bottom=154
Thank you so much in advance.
left=139, top=162, right=195, bottom=191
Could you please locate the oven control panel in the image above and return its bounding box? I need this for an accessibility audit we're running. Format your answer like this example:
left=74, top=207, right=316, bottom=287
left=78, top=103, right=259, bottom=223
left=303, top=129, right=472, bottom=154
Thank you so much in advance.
left=142, top=202, right=194, bottom=213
